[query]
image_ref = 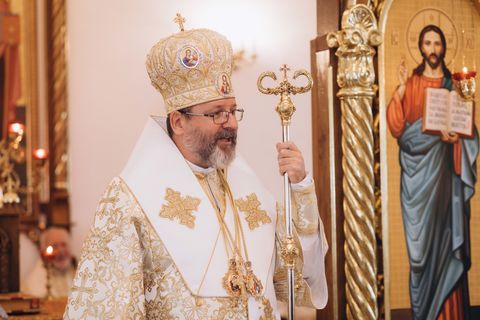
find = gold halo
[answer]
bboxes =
[406,8,458,67]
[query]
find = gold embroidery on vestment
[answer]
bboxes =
[159,188,200,228]
[235,193,272,230]
[96,180,120,219]
[65,178,251,319]
[70,267,98,310]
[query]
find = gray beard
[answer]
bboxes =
[184,127,236,169]
[208,145,236,169]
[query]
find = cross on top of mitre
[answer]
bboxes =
[174,13,186,32]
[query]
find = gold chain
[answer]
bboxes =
[194,170,264,302]
[194,229,221,307]
[218,170,264,298]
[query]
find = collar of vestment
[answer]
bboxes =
[120,116,277,297]
[186,159,216,174]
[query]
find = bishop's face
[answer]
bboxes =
[182,98,238,169]
[420,31,445,70]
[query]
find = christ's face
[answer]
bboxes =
[420,31,444,70]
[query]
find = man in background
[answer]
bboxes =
[22,227,76,299]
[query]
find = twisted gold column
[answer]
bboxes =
[48,0,69,190]
[341,95,376,319]
[328,5,382,319]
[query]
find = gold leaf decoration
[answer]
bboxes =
[159,188,201,228]
[235,194,271,230]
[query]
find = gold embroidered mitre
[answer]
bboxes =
[146,28,235,114]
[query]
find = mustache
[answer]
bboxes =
[215,128,237,144]
[422,51,443,61]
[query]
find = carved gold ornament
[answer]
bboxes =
[280,236,299,269]
[49,0,69,190]
[0,125,25,206]
[257,64,313,126]
[328,4,381,320]
[370,0,387,20]
[235,193,272,230]
[159,188,200,228]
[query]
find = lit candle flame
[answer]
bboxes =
[462,66,468,74]
[33,148,49,160]
[45,246,54,256]
[8,122,24,134]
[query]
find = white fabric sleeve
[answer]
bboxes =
[298,221,329,308]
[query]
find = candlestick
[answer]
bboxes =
[453,66,476,101]
[0,122,25,205]
[42,245,56,300]
[453,67,477,81]
[31,148,48,192]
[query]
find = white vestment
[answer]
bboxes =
[64,117,328,319]
[22,259,75,299]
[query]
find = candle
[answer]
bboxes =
[8,122,24,135]
[43,245,56,300]
[45,246,54,256]
[33,148,49,160]
[43,245,56,262]
[453,67,477,81]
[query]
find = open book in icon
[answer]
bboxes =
[423,87,475,138]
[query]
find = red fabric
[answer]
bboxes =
[437,284,464,320]
[387,74,443,137]
[453,142,461,175]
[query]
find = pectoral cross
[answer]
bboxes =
[174,13,186,32]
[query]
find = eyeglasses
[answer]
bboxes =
[180,108,244,125]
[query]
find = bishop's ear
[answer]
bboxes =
[168,111,186,136]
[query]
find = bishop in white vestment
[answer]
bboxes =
[64,21,328,320]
